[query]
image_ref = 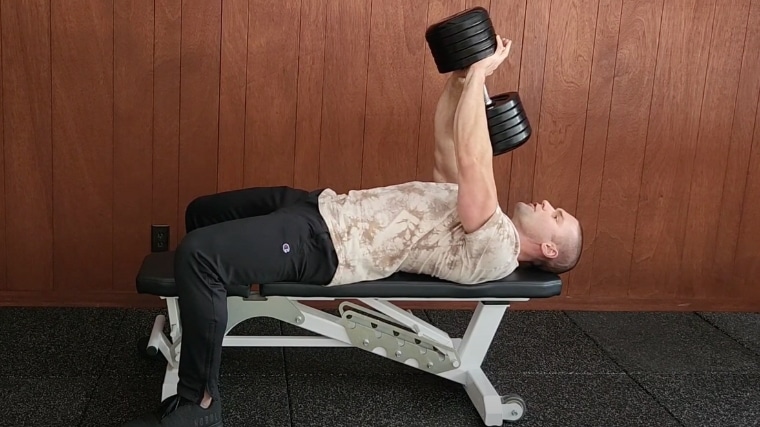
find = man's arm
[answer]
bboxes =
[452,36,512,233]
[453,67,498,233]
[433,73,465,183]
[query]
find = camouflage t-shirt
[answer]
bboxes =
[317,181,520,286]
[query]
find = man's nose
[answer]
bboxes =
[542,200,552,210]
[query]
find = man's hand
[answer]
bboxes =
[471,36,512,77]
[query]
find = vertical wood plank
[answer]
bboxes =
[177,0,220,234]
[51,0,113,290]
[318,0,370,193]
[714,0,760,294]
[2,0,52,291]
[488,0,526,209]
[244,0,300,188]
[532,0,598,211]
[734,95,760,292]
[629,0,716,298]
[218,0,248,192]
[293,0,327,190]
[0,1,5,290]
[567,0,622,296]
[113,0,154,291]
[416,0,467,184]
[679,0,750,298]
[508,0,550,211]
[153,0,181,246]
[590,0,664,297]
[361,0,428,189]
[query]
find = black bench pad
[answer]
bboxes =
[136,251,562,299]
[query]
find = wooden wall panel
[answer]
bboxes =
[734,96,760,293]
[2,0,52,291]
[532,0,597,215]
[317,0,370,193]
[591,0,664,297]
[568,0,622,296]
[1,0,760,310]
[177,0,220,234]
[243,0,300,188]
[0,1,4,291]
[113,0,154,291]
[51,0,114,291]
[679,1,750,298]
[488,0,526,208]
[152,0,181,245]
[507,0,550,210]
[293,0,326,190]
[361,0,428,189]
[217,0,248,192]
[415,0,466,183]
[629,0,716,299]
[714,0,760,295]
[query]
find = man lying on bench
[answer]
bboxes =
[124,36,582,427]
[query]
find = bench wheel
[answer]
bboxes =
[501,394,526,422]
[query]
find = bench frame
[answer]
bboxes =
[144,293,530,425]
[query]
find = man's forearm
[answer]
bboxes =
[453,68,492,170]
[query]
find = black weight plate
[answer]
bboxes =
[436,39,496,72]
[491,117,530,141]
[488,111,527,135]
[428,26,494,56]
[487,103,524,124]
[492,127,532,156]
[487,92,522,113]
[425,7,491,41]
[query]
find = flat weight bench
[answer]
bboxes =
[135,251,562,425]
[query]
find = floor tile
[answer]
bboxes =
[287,372,484,427]
[79,373,291,427]
[567,311,760,373]
[0,307,123,377]
[634,373,760,427]
[221,317,286,378]
[699,312,760,355]
[0,377,92,426]
[490,372,682,427]
[101,308,173,378]
[425,309,622,374]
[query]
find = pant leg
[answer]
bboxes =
[174,196,337,404]
[185,186,310,232]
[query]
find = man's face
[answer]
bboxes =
[512,200,578,245]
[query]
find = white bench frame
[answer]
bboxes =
[144,293,530,425]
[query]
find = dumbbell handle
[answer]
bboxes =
[483,85,493,106]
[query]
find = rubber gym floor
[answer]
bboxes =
[0,307,757,426]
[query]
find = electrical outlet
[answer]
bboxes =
[151,225,170,252]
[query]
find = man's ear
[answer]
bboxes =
[540,242,558,259]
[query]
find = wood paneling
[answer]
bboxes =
[244,0,300,188]
[317,0,370,193]
[177,0,220,235]
[218,0,248,192]
[51,0,114,290]
[714,0,760,297]
[568,0,622,296]
[293,0,326,190]
[153,0,181,245]
[113,0,154,291]
[0,1,4,291]
[2,0,760,310]
[361,0,428,189]
[2,0,52,291]
[591,0,664,297]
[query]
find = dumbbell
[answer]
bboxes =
[425,7,531,156]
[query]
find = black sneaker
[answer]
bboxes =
[122,394,223,426]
